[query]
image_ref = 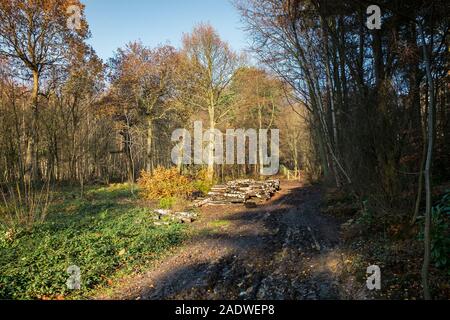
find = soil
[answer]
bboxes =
[99,180,369,300]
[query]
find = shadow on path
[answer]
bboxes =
[106,181,358,300]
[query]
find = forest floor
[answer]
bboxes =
[98,180,371,300]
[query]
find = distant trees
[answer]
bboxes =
[107,42,182,181]
[0,8,296,191]
[231,67,284,176]
[277,102,312,180]
[0,0,89,183]
[55,47,104,192]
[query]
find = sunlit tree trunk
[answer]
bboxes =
[25,70,39,183]
[146,117,153,172]
[207,102,216,181]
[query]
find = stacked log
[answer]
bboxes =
[193,179,280,207]
[153,209,198,223]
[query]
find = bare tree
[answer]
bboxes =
[180,23,239,180]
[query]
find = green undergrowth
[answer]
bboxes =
[0,183,187,299]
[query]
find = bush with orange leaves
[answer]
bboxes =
[137,167,195,200]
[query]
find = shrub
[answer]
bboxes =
[429,192,450,270]
[191,168,214,196]
[192,180,213,196]
[137,167,194,200]
[418,191,450,271]
[0,180,52,230]
[159,197,177,209]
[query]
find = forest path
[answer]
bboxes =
[101,180,363,300]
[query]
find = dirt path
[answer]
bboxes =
[102,180,365,300]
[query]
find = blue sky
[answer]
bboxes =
[81,0,249,62]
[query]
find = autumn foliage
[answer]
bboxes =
[137,167,194,200]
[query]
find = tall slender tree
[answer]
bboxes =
[180,24,239,180]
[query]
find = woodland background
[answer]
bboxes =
[0,0,448,299]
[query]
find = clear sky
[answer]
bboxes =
[81,0,249,62]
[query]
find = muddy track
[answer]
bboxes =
[103,181,363,300]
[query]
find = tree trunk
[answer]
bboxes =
[258,106,264,177]
[412,110,427,224]
[146,117,153,172]
[25,69,39,183]
[372,29,384,88]
[419,22,434,301]
[207,110,215,181]
[323,22,341,188]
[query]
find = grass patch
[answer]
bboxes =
[207,220,231,229]
[208,220,231,233]
[158,197,177,210]
[0,183,187,300]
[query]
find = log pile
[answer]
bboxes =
[193,179,280,207]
